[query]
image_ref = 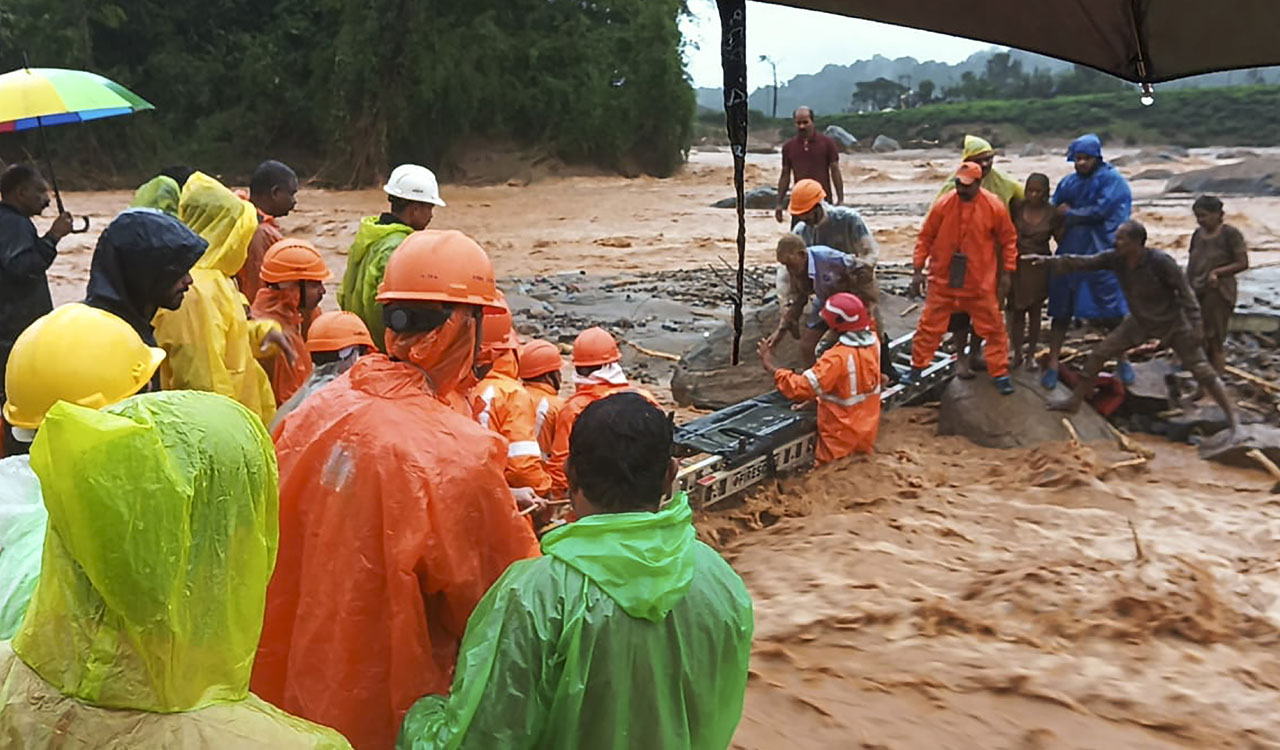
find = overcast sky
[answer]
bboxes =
[680,0,991,89]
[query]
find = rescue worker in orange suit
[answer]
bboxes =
[546,327,653,497]
[250,238,331,407]
[759,292,882,463]
[253,230,541,750]
[471,301,551,497]
[907,161,1019,395]
[519,339,564,464]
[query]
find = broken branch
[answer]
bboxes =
[624,339,682,362]
[1226,365,1280,393]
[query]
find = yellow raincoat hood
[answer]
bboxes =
[962,134,995,160]
[180,171,259,277]
[13,391,278,713]
[937,134,1025,208]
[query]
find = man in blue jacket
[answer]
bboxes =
[1041,134,1133,390]
[397,392,754,750]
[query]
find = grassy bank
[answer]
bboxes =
[697,85,1280,149]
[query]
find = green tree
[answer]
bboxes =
[852,77,909,111]
[916,79,936,104]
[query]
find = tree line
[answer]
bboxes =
[850,53,1132,112]
[0,0,695,186]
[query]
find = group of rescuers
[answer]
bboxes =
[765,111,1245,463]
[0,120,1249,747]
[0,161,752,750]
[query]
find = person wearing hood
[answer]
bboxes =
[1042,133,1133,390]
[129,165,195,217]
[250,238,332,406]
[153,171,295,424]
[84,208,206,350]
[0,389,352,749]
[935,135,1025,378]
[237,160,299,302]
[396,392,754,750]
[760,292,882,463]
[546,327,654,497]
[471,301,551,497]
[518,339,565,464]
[269,310,376,433]
[339,164,445,352]
[0,303,167,639]
[254,230,541,750]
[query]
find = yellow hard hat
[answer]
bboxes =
[3,303,166,430]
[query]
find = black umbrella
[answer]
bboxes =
[713,0,1280,363]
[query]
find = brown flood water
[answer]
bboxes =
[37,147,1280,747]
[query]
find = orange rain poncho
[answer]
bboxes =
[471,350,551,495]
[153,172,279,423]
[254,307,540,750]
[774,332,882,463]
[250,287,318,407]
[911,188,1019,376]
[524,380,563,462]
[238,214,282,302]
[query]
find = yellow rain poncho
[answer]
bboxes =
[129,174,182,217]
[936,134,1025,208]
[0,391,352,749]
[153,172,279,423]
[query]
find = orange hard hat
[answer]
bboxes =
[788,179,826,216]
[376,229,502,309]
[955,161,983,186]
[519,339,563,379]
[819,292,871,332]
[482,295,520,350]
[306,310,376,353]
[572,327,621,367]
[260,238,332,283]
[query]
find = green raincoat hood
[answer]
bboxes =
[337,215,414,352]
[14,390,279,713]
[541,493,696,622]
[349,215,413,269]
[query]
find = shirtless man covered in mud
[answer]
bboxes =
[1031,219,1238,440]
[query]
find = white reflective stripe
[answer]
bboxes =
[534,397,550,437]
[806,354,880,407]
[803,368,821,394]
[822,298,863,324]
[508,440,542,458]
[477,386,496,429]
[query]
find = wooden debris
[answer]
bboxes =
[899,303,920,317]
[1245,449,1280,493]
[1106,423,1155,459]
[625,339,682,362]
[1127,519,1146,562]
[1061,418,1081,446]
[1226,365,1280,393]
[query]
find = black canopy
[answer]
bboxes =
[758,0,1280,84]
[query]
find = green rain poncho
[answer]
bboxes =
[0,391,352,749]
[936,134,1025,208]
[397,493,754,750]
[130,174,182,217]
[338,215,414,351]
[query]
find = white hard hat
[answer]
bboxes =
[383,164,446,207]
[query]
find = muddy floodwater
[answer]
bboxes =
[39,147,1280,747]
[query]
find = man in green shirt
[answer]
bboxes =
[397,392,755,750]
[338,164,445,350]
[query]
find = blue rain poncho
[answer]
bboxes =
[1049,134,1132,320]
[397,493,754,750]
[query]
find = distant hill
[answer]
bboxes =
[695,48,1280,117]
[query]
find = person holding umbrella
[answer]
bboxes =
[0,164,72,456]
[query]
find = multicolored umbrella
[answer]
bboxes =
[0,67,154,230]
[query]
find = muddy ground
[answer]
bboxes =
[38,147,1280,747]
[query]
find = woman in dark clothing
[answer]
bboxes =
[1187,195,1249,377]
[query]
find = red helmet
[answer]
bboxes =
[819,292,871,332]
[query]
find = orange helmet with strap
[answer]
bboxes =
[519,339,563,379]
[260,238,332,283]
[572,327,621,368]
[788,179,826,216]
[306,311,376,353]
[376,229,502,310]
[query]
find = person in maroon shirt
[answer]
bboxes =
[775,106,844,223]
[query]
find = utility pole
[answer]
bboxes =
[759,55,778,118]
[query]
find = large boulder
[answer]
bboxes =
[872,135,900,153]
[1131,168,1176,181]
[1164,158,1280,196]
[712,186,780,209]
[1198,423,1280,464]
[1019,142,1046,157]
[938,368,1113,449]
[671,302,806,409]
[1215,149,1259,160]
[825,125,858,151]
